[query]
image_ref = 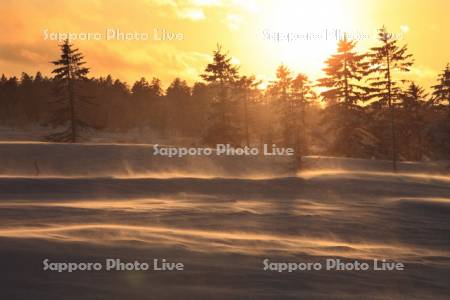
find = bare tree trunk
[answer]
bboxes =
[386,54,397,172]
[243,92,250,146]
[68,79,77,143]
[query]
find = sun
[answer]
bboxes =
[256,0,358,79]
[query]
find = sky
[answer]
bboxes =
[0,0,449,90]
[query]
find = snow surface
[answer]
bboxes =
[0,142,449,299]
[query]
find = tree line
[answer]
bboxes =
[0,27,449,167]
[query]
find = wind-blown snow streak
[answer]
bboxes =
[0,143,449,299]
[0,223,447,262]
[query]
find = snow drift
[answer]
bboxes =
[0,142,449,299]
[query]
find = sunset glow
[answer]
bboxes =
[0,0,449,88]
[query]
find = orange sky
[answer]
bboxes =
[0,0,449,90]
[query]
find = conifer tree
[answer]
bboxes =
[318,36,375,157]
[398,82,427,160]
[0,76,18,127]
[234,75,260,146]
[166,78,191,135]
[268,65,293,147]
[430,64,450,157]
[269,66,315,168]
[47,40,91,142]
[432,64,450,107]
[291,73,316,157]
[318,36,369,105]
[201,45,241,145]
[369,26,414,171]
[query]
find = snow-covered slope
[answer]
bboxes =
[0,142,293,177]
[0,142,448,178]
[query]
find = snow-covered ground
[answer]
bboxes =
[0,142,449,299]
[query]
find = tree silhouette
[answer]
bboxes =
[318,36,369,105]
[268,65,293,147]
[432,64,450,106]
[318,37,376,157]
[268,66,316,168]
[201,44,241,146]
[291,73,316,157]
[398,82,428,160]
[1,76,19,128]
[166,78,192,136]
[0,39,449,160]
[430,63,450,156]
[130,77,164,134]
[369,26,414,171]
[47,40,91,142]
[234,75,260,146]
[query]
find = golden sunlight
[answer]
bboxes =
[0,1,450,299]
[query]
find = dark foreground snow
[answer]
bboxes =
[0,142,449,299]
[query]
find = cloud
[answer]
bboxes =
[177,8,206,21]
[0,42,56,65]
[188,0,221,6]
[408,66,437,82]
[225,14,243,31]
[86,42,211,84]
